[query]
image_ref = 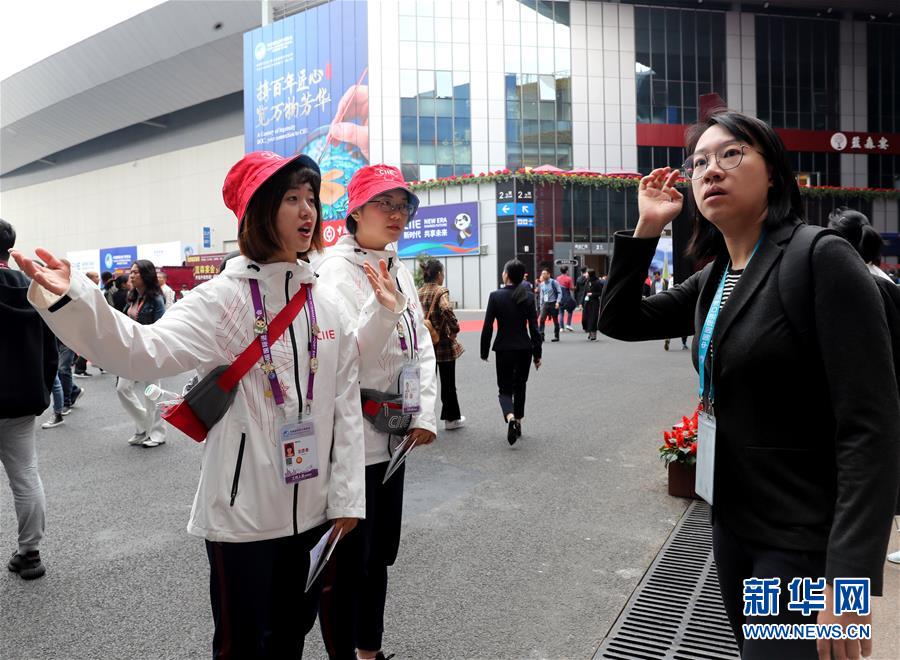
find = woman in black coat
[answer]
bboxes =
[480,259,543,445]
[598,111,899,660]
[580,269,603,340]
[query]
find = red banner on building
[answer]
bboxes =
[637,124,900,156]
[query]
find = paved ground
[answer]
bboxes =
[2,316,898,659]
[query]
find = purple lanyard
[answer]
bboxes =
[305,292,319,417]
[249,279,318,415]
[397,309,418,358]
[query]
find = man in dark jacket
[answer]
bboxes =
[0,219,56,579]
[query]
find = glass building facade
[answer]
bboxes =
[399,0,473,181]
[635,7,727,126]
[503,0,573,169]
[867,22,900,190]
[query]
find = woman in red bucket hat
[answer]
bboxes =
[13,151,405,658]
[312,164,437,660]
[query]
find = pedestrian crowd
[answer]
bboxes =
[2,108,899,660]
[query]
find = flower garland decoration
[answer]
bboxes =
[408,168,900,201]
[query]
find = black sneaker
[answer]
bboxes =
[73,371,92,378]
[8,550,46,580]
[41,413,65,429]
[69,387,83,407]
[515,420,522,438]
[60,407,72,416]
[507,419,518,446]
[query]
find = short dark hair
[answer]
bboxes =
[859,225,884,264]
[504,259,526,285]
[239,162,322,261]
[422,259,444,283]
[685,111,803,260]
[0,219,15,256]
[127,260,162,303]
[114,274,129,288]
[101,271,113,283]
[828,207,869,251]
[559,266,568,274]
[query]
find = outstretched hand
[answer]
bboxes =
[10,248,71,295]
[363,259,400,312]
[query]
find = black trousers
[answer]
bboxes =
[437,360,461,421]
[538,302,559,338]
[205,523,329,660]
[494,349,533,421]
[319,461,405,658]
[712,519,825,660]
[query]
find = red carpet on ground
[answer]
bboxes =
[458,311,584,333]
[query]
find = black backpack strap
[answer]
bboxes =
[778,223,839,347]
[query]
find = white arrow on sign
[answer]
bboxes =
[502,204,511,214]
[521,205,531,214]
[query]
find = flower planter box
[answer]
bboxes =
[667,461,698,499]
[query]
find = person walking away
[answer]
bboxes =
[574,268,589,310]
[581,270,603,340]
[556,266,576,331]
[158,271,176,309]
[418,259,466,430]
[480,259,543,445]
[537,268,562,342]
[0,218,55,580]
[313,164,437,660]
[116,260,167,447]
[14,150,370,656]
[827,207,900,565]
[598,111,899,660]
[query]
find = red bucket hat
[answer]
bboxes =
[346,164,420,220]
[222,151,320,224]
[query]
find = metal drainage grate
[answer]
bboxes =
[593,501,740,660]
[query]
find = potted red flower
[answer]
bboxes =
[660,405,700,498]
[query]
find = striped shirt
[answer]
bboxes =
[720,268,743,307]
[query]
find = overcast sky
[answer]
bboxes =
[0,0,167,81]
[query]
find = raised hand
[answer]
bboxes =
[10,248,72,295]
[635,167,684,237]
[363,259,399,311]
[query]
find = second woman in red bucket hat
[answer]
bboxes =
[14,151,405,658]
[313,164,438,660]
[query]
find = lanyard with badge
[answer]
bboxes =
[397,308,421,414]
[249,279,320,486]
[694,235,763,505]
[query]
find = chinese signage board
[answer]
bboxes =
[243,0,369,242]
[186,253,230,282]
[99,245,138,275]
[397,202,480,258]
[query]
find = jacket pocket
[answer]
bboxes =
[229,433,247,507]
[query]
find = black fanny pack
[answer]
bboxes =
[360,388,412,436]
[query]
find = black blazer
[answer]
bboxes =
[481,285,543,360]
[598,219,900,594]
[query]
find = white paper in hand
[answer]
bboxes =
[305,525,342,592]
[382,435,416,484]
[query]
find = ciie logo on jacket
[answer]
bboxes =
[316,327,336,341]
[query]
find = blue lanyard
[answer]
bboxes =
[697,235,764,406]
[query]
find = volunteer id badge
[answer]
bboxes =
[279,420,319,485]
[695,411,716,505]
[400,364,421,414]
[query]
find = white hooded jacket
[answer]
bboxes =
[28,256,369,543]
[312,235,438,465]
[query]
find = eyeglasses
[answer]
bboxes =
[682,144,761,180]
[367,199,415,216]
